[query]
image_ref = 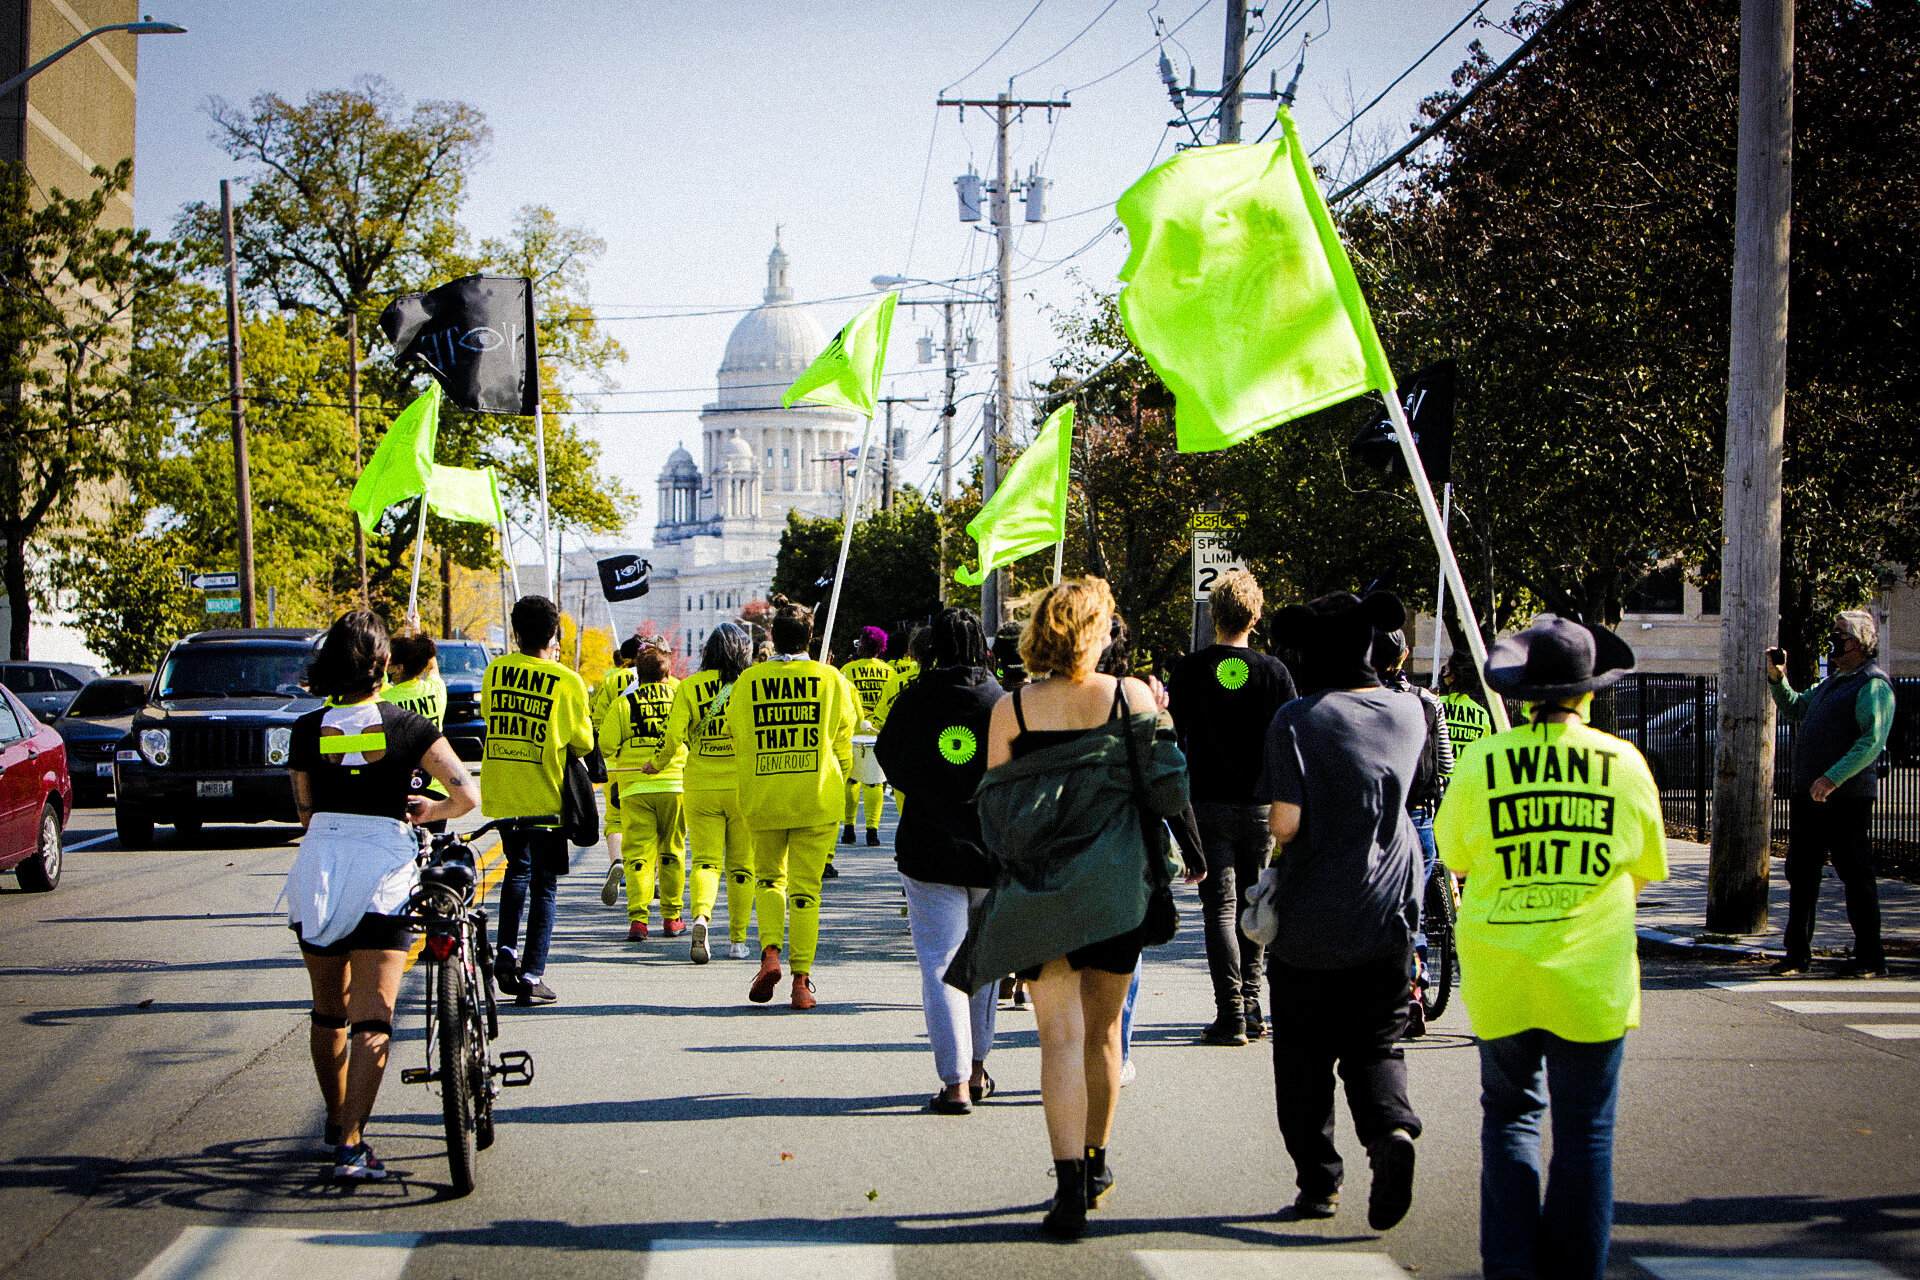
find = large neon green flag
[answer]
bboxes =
[427,463,504,526]
[1116,107,1396,454]
[348,381,441,532]
[955,403,1074,586]
[782,291,898,416]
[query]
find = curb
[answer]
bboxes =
[1636,925,1776,962]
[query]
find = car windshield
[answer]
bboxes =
[436,644,490,677]
[66,680,148,717]
[158,647,313,699]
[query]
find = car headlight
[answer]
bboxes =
[138,728,170,767]
[265,726,292,766]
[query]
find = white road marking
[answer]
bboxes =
[1770,1001,1920,1016]
[61,832,118,852]
[646,1240,895,1280]
[1638,1258,1902,1280]
[132,1227,419,1280]
[1136,1251,1406,1280]
[1845,1024,1920,1040]
[1713,980,1919,994]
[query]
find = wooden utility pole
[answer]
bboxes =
[218,181,257,628]
[346,312,368,605]
[1218,0,1249,144]
[1709,0,1794,933]
[940,301,956,604]
[875,396,929,512]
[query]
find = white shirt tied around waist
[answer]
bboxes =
[283,811,420,947]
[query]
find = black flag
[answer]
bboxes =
[596,555,650,602]
[1350,359,1456,486]
[380,275,538,416]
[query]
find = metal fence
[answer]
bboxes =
[1582,673,1920,866]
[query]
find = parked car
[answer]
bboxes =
[0,683,73,891]
[113,629,321,848]
[436,638,491,761]
[55,676,150,806]
[1640,694,1793,793]
[0,661,104,724]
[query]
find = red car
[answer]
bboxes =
[0,683,71,891]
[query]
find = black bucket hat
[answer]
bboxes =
[1484,617,1636,702]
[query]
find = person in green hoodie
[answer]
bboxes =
[726,597,858,1011]
[480,596,593,1006]
[602,643,685,942]
[591,636,643,909]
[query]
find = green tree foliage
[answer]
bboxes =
[772,491,942,659]
[0,159,177,657]
[46,515,198,673]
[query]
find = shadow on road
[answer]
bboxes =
[1618,1191,1920,1252]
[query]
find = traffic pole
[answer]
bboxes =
[218,181,257,629]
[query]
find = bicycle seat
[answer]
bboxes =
[421,861,476,893]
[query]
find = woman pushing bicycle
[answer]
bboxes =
[284,611,479,1181]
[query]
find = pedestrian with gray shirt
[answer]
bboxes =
[1245,590,1426,1230]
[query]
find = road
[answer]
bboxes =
[1,802,1917,1280]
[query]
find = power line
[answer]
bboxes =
[1309,0,1491,157]
[1008,0,1124,84]
[901,109,943,278]
[1061,0,1213,96]
[940,0,1050,95]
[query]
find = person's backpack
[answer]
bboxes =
[1408,691,1444,811]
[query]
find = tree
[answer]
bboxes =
[773,491,942,659]
[45,515,198,672]
[0,159,177,657]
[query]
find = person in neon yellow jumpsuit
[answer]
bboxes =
[601,644,685,941]
[838,626,894,851]
[591,637,642,908]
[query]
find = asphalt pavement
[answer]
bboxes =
[1,801,1917,1280]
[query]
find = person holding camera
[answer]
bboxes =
[1767,610,1897,978]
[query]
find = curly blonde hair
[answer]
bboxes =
[1017,577,1116,678]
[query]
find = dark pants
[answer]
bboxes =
[1784,794,1881,966]
[1479,1031,1625,1280]
[1195,802,1272,1020]
[1268,949,1422,1197]
[497,826,567,977]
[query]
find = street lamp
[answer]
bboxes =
[0,17,186,101]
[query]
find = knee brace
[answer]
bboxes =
[310,1011,349,1030]
[349,1019,393,1039]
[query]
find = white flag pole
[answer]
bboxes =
[406,493,429,626]
[820,417,874,663]
[535,398,553,599]
[1430,481,1451,688]
[1384,395,1508,732]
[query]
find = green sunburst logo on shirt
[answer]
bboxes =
[1217,657,1250,690]
[938,725,978,764]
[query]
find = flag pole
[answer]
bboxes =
[535,398,553,600]
[1384,395,1508,732]
[820,414,875,663]
[1430,482,1451,688]
[496,513,515,643]
[407,493,429,626]
[1052,399,1073,585]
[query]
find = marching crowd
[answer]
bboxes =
[275,571,1903,1278]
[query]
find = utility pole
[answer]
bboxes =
[218,181,257,629]
[937,92,1069,629]
[874,396,929,512]
[941,301,956,603]
[346,312,368,605]
[1219,0,1249,144]
[1709,0,1794,934]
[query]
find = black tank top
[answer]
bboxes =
[1009,679,1125,759]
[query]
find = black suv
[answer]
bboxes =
[435,639,491,760]
[114,629,322,847]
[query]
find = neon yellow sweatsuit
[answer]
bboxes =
[839,656,892,831]
[653,669,754,941]
[601,678,685,925]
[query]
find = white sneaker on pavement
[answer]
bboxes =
[728,940,752,960]
[601,862,623,907]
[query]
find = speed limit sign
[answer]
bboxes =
[1191,512,1248,601]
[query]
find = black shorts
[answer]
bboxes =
[294,912,414,957]
[1017,921,1147,981]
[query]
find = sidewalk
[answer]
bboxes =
[1634,836,1920,964]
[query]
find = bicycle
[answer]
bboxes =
[1420,862,1459,1021]
[399,819,535,1195]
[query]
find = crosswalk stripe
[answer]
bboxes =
[1713,980,1919,993]
[132,1228,418,1280]
[1845,1023,1920,1040]
[1637,1257,1901,1280]
[1770,1001,1920,1015]
[645,1240,895,1280]
[1135,1250,1405,1280]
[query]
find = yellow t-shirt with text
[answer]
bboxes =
[726,658,858,830]
[652,669,739,792]
[841,656,894,730]
[1434,718,1667,1043]
[602,677,682,795]
[479,653,592,819]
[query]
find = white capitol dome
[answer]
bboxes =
[716,240,827,409]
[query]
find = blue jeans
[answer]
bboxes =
[497,826,566,978]
[1120,960,1142,1064]
[1479,1031,1626,1280]
[1411,811,1437,975]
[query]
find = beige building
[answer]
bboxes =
[1,0,139,220]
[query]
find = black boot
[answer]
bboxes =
[1041,1158,1088,1239]
[1085,1146,1113,1208]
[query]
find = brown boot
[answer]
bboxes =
[748,946,783,1003]
[790,972,818,1010]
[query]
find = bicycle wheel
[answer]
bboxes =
[1421,870,1457,1021]
[435,958,477,1195]
[468,955,497,1151]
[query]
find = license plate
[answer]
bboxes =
[95,763,113,777]
[196,780,233,798]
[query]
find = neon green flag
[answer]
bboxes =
[782,291,898,416]
[1115,107,1396,454]
[348,381,441,532]
[955,403,1074,586]
[427,463,504,526]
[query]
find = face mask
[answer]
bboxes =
[1828,636,1853,660]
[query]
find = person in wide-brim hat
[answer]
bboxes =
[1483,616,1636,707]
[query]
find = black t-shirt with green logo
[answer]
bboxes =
[1169,643,1298,805]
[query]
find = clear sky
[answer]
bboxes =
[131,0,1522,547]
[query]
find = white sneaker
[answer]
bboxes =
[601,862,623,907]
[728,940,752,960]
[1119,1059,1137,1087]
[690,917,710,965]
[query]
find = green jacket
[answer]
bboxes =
[946,713,1188,994]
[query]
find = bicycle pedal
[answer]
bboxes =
[495,1050,535,1086]
[399,1067,437,1085]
